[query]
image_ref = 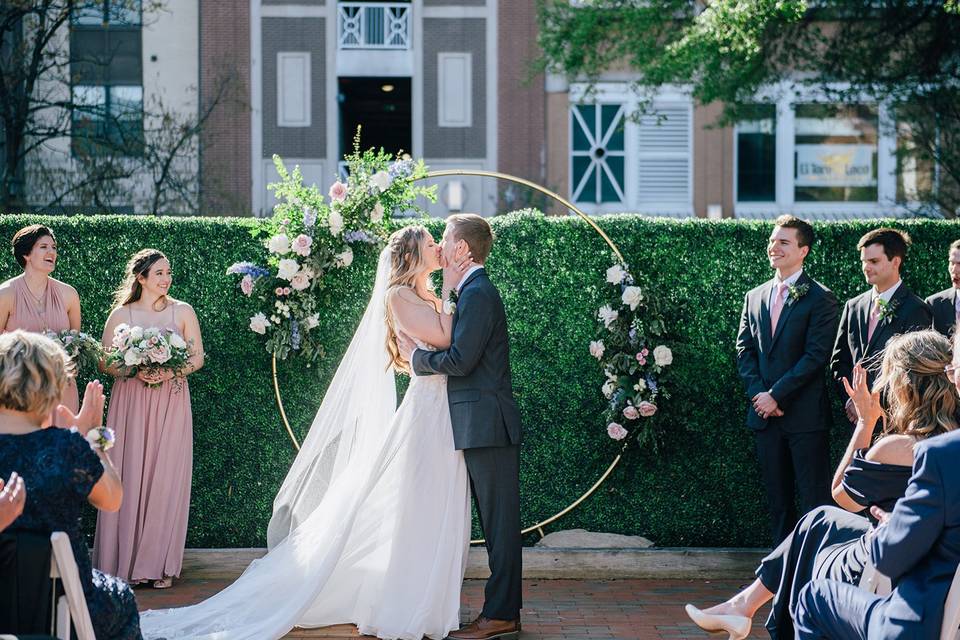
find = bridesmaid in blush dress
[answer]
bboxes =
[0,224,82,412]
[93,249,204,589]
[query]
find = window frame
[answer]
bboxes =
[70,83,145,158]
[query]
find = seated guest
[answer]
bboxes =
[794,375,960,638]
[686,330,957,640]
[926,239,960,337]
[0,471,25,532]
[0,330,141,640]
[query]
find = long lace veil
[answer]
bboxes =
[267,247,397,548]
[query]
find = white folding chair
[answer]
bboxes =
[859,559,960,640]
[49,532,95,640]
[858,559,892,595]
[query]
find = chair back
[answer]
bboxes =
[0,531,54,634]
[49,532,95,640]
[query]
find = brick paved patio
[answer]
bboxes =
[136,576,772,639]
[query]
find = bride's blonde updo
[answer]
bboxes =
[384,225,430,372]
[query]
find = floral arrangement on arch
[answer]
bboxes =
[228,135,436,360]
[590,260,673,445]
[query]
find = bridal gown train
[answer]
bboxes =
[139,351,472,640]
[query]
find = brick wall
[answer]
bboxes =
[199,0,251,215]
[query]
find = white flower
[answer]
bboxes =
[370,201,385,223]
[302,207,317,228]
[268,233,291,255]
[602,380,617,399]
[633,379,647,391]
[129,326,144,341]
[277,258,300,281]
[123,349,142,367]
[271,315,281,324]
[370,170,392,192]
[621,286,643,310]
[653,345,673,367]
[606,264,626,285]
[290,270,312,291]
[589,340,605,360]
[249,313,269,334]
[305,313,320,330]
[327,209,344,236]
[169,334,187,350]
[597,304,618,329]
[335,247,354,268]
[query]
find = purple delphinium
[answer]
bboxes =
[388,159,415,180]
[290,320,302,351]
[645,374,658,394]
[226,262,270,278]
[344,230,378,244]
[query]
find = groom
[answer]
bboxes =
[400,213,523,640]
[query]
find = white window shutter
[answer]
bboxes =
[636,104,691,206]
[277,52,311,128]
[438,53,473,128]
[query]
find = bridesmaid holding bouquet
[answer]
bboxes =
[0,224,82,412]
[93,249,204,589]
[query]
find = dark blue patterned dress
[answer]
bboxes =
[0,427,141,639]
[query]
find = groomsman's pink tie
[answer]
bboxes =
[867,298,881,343]
[770,283,788,337]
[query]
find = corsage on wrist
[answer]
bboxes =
[85,426,116,451]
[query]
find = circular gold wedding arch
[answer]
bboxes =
[272,169,629,543]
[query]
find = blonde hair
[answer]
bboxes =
[384,225,431,373]
[0,330,73,418]
[113,248,169,310]
[446,213,494,263]
[874,330,958,439]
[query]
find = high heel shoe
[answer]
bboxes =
[684,604,751,640]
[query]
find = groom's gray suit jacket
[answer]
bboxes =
[412,268,522,450]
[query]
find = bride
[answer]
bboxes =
[140,225,476,639]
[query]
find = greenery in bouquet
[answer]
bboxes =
[44,329,103,376]
[105,324,194,390]
[229,130,436,361]
[590,260,673,447]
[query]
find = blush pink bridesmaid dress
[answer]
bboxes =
[93,303,193,584]
[5,277,80,412]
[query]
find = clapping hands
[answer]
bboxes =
[54,381,106,435]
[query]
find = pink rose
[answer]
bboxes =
[606,422,628,441]
[291,234,313,257]
[290,271,311,291]
[638,401,657,417]
[622,405,640,420]
[641,348,649,356]
[147,344,171,365]
[636,353,647,365]
[275,287,284,296]
[328,181,348,202]
[283,287,291,296]
[240,275,254,296]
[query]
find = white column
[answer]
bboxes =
[775,89,795,212]
[250,0,263,215]
[877,101,897,207]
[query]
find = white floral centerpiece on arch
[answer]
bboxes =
[591,260,674,445]
[229,136,436,360]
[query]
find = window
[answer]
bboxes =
[794,103,878,203]
[570,104,626,204]
[72,0,142,26]
[71,85,144,156]
[736,105,776,202]
[635,104,691,206]
[896,117,937,204]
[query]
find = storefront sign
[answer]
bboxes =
[795,144,875,187]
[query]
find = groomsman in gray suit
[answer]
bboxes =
[736,215,839,545]
[926,240,960,337]
[794,428,960,640]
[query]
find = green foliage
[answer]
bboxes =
[0,212,956,548]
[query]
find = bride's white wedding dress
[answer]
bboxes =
[139,249,471,640]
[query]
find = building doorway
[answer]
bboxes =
[338,77,411,164]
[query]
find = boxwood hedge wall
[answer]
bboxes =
[0,213,956,548]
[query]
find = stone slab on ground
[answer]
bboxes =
[536,529,654,549]
[181,546,768,580]
[137,576,771,639]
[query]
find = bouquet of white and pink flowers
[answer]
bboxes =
[105,324,193,389]
[44,329,103,373]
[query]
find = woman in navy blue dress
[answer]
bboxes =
[0,330,140,639]
[685,331,959,640]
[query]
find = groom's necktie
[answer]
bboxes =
[867,298,882,343]
[770,282,788,337]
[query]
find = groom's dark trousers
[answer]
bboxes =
[412,267,523,621]
[736,272,839,545]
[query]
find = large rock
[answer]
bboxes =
[535,529,654,549]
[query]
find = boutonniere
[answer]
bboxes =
[443,289,459,316]
[786,282,809,305]
[877,297,899,323]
